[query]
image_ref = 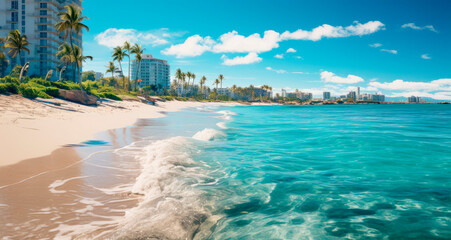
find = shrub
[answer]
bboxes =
[37,91,52,99]
[102,92,122,101]
[0,83,19,94]
[64,81,81,90]
[30,78,52,87]
[0,83,7,94]
[51,81,70,90]
[97,86,116,93]
[44,87,59,97]
[20,86,39,99]
[6,83,19,94]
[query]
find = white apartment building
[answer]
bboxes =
[0,0,82,81]
[131,54,170,89]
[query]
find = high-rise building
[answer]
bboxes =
[131,54,170,89]
[0,0,83,81]
[356,87,360,100]
[323,91,331,100]
[371,93,385,102]
[347,91,356,100]
[408,96,421,103]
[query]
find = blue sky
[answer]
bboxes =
[82,0,451,100]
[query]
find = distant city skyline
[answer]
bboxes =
[82,0,451,100]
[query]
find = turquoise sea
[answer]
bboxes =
[4,104,449,239]
[119,104,451,239]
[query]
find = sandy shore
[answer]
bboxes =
[0,95,234,167]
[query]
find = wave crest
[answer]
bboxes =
[112,136,214,239]
[193,128,224,141]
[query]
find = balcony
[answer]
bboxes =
[35,19,56,25]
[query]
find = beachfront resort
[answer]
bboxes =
[1,0,450,239]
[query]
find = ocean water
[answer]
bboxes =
[112,104,451,240]
[6,104,448,239]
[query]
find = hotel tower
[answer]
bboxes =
[0,0,83,81]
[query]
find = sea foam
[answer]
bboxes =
[111,136,216,239]
[193,128,224,141]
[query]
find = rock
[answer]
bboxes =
[58,90,98,105]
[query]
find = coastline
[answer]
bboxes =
[0,95,237,167]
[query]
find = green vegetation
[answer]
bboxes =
[0,76,129,101]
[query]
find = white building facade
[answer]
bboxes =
[0,0,83,81]
[131,54,170,89]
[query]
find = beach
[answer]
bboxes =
[0,100,450,239]
[0,95,230,167]
[0,96,237,239]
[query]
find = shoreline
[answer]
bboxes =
[0,95,237,167]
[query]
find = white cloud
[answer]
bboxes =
[295,56,303,59]
[266,67,287,74]
[401,23,438,33]
[161,35,215,58]
[95,28,171,48]
[221,52,262,66]
[281,21,385,41]
[369,43,382,48]
[274,54,284,59]
[162,21,384,58]
[369,79,451,92]
[212,30,280,53]
[292,72,309,74]
[421,54,431,59]
[286,48,297,53]
[381,49,398,54]
[320,71,365,84]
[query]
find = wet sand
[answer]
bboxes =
[0,127,142,239]
[0,96,238,239]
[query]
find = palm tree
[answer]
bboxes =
[55,4,89,87]
[123,41,132,90]
[175,68,183,95]
[56,44,92,86]
[56,42,72,80]
[72,45,93,85]
[4,30,30,68]
[106,61,118,87]
[181,72,187,96]
[191,73,196,87]
[56,43,72,64]
[131,44,144,91]
[218,74,224,89]
[214,79,220,89]
[200,76,206,94]
[112,46,128,89]
[231,84,237,99]
[186,71,192,94]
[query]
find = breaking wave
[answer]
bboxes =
[111,133,221,239]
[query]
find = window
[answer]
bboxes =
[40,40,47,45]
[40,10,47,16]
[40,18,47,23]
[40,3,47,8]
[40,32,47,38]
[11,1,18,10]
[38,25,47,31]
[11,12,18,22]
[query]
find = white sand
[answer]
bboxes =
[0,95,235,167]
